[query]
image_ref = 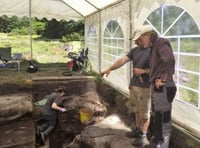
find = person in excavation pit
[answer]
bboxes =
[36,86,68,144]
[100,25,153,147]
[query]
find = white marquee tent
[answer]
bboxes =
[0,0,121,59]
[0,0,121,21]
[0,0,200,141]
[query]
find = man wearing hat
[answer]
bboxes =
[100,25,153,146]
[132,25,177,148]
[36,86,68,144]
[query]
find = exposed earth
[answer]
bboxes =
[0,68,138,148]
[2,67,198,148]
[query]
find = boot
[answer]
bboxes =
[40,132,47,145]
[125,127,141,138]
[132,136,149,146]
[37,122,49,132]
[42,125,55,136]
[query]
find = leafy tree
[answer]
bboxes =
[0,16,84,40]
[0,16,18,33]
[43,19,63,39]
[32,19,46,36]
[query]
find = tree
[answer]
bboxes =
[0,16,84,40]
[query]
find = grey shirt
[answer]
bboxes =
[127,47,150,88]
[43,92,63,116]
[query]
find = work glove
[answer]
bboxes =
[60,108,66,112]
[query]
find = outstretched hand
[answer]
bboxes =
[60,108,66,112]
[99,69,111,78]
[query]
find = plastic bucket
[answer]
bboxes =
[80,108,93,123]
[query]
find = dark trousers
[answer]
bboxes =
[38,112,57,136]
[151,81,176,148]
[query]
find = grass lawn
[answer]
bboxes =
[0,33,84,63]
[0,33,88,85]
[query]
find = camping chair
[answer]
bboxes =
[0,47,12,62]
[0,47,22,71]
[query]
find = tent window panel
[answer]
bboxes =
[113,48,118,55]
[180,38,200,53]
[87,25,97,36]
[179,71,199,90]
[179,87,198,107]
[112,39,118,47]
[102,20,126,88]
[86,25,99,71]
[88,37,97,43]
[174,70,178,83]
[118,39,125,48]
[114,27,124,38]
[104,28,111,37]
[163,5,183,33]
[108,47,112,54]
[174,54,178,68]
[88,48,98,58]
[106,20,119,35]
[104,47,108,53]
[103,20,125,66]
[166,12,200,36]
[168,38,178,52]
[103,53,108,61]
[180,55,200,72]
[146,7,162,33]
[103,38,107,45]
[118,48,124,56]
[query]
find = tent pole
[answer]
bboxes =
[29,0,32,61]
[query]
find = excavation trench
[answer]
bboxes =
[1,75,199,148]
[32,76,135,148]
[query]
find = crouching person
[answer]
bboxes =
[36,86,68,144]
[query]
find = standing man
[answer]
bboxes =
[100,25,153,147]
[133,25,177,148]
[36,86,67,144]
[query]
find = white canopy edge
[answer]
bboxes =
[0,0,81,21]
[0,0,121,21]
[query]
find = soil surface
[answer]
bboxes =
[0,69,136,148]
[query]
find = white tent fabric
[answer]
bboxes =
[0,0,119,60]
[0,0,120,21]
[0,0,81,21]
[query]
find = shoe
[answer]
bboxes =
[144,137,161,148]
[132,136,149,146]
[125,127,141,138]
[144,142,158,148]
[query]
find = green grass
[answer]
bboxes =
[0,33,91,85]
[0,33,84,63]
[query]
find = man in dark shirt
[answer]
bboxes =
[37,86,67,144]
[100,25,153,146]
[133,25,177,148]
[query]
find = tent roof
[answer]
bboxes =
[0,0,120,21]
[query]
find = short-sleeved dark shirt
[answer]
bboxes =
[126,47,150,88]
[43,92,63,117]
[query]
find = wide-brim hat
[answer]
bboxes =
[130,25,153,41]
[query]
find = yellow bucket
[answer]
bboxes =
[80,108,93,123]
